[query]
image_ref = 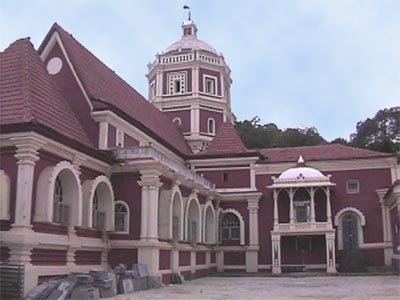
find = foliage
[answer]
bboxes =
[236,107,399,153]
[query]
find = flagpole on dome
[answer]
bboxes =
[183,5,191,21]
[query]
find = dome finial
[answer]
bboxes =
[297,155,305,167]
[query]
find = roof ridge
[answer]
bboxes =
[21,39,34,122]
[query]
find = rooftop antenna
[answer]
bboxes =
[183,5,191,20]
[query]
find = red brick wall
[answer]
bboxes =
[108,124,116,148]
[31,249,67,266]
[159,249,171,270]
[200,169,250,189]
[224,251,245,265]
[179,251,191,266]
[196,252,206,265]
[199,109,223,134]
[124,134,139,147]
[163,110,191,133]
[75,250,102,265]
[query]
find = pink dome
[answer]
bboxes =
[165,36,218,55]
[278,167,325,180]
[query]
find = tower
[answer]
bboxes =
[147,18,234,153]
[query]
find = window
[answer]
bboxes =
[223,172,229,182]
[169,73,186,95]
[92,191,106,230]
[204,76,216,95]
[294,198,311,223]
[173,117,182,126]
[343,214,359,250]
[346,180,360,194]
[53,176,70,224]
[114,201,129,233]
[207,118,216,135]
[149,81,156,100]
[116,129,124,147]
[220,213,240,240]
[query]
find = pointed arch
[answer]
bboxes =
[185,193,202,243]
[203,201,216,244]
[170,185,184,240]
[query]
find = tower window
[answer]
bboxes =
[184,28,192,36]
[169,73,186,95]
[204,75,217,95]
[207,118,216,135]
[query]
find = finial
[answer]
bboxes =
[297,155,305,167]
[183,5,191,21]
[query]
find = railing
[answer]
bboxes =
[117,146,216,190]
[274,222,333,232]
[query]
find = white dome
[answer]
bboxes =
[278,167,325,180]
[165,36,218,55]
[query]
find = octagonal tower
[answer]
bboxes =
[147,18,234,153]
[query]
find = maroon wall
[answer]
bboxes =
[124,133,139,147]
[179,251,190,266]
[75,250,102,265]
[224,251,245,265]
[159,249,171,270]
[200,169,250,189]
[196,252,206,265]
[109,172,141,240]
[108,248,138,268]
[31,249,67,266]
[162,69,192,94]
[44,43,98,146]
[199,68,221,96]
[108,125,116,148]
[211,252,216,263]
[330,168,391,244]
[199,109,223,134]
[163,110,191,133]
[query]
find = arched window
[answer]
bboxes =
[220,213,240,240]
[185,196,201,243]
[173,117,182,127]
[53,176,69,224]
[207,118,216,135]
[342,214,359,250]
[114,201,129,233]
[203,204,216,244]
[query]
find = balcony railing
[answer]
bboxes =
[273,222,333,233]
[116,146,216,190]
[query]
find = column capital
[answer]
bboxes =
[247,198,259,211]
[139,169,163,188]
[11,134,46,164]
[376,188,389,203]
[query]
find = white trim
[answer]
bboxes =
[334,207,366,226]
[113,200,130,234]
[207,118,216,136]
[116,128,124,147]
[170,185,184,240]
[203,74,218,95]
[172,117,182,126]
[220,208,245,245]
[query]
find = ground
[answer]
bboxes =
[114,275,400,300]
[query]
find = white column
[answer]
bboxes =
[11,137,44,230]
[326,188,332,225]
[191,104,200,135]
[325,232,337,273]
[309,187,316,223]
[138,170,163,241]
[246,198,260,273]
[273,190,279,226]
[289,188,294,224]
[376,189,392,266]
[216,249,224,272]
[193,66,199,95]
[271,234,281,274]
[98,121,109,150]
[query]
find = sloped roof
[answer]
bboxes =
[260,144,392,163]
[40,23,191,155]
[0,38,92,147]
[193,121,258,158]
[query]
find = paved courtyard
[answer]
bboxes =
[114,275,400,300]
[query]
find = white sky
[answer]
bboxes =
[1,0,399,141]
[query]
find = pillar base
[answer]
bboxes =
[327,267,337,274]
[216,250,224,272]
[138,247,159,276]
[272,267,281,274]
[245,250,258,273]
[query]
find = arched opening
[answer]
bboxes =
[186,197,201,243]
[204,204,216,244]
[342,214,359,250]
[207,118,216,135]
[114,201,129,233]
[0,170,11,220]
[173,117,182,127]
[171,191,183,240]
[220,213,240,241]
[36,161,82,226]
[294,188,311,223]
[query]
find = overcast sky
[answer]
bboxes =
[1,0,399,141]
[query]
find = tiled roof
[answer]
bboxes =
[42,23,190,155]
[260,144,392,163]
[194,121,257,157]
[0,38,92,147]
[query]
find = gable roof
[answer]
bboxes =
[39,23,191,156]
[192,121,259,158]
[260,144,393,163]
[0,38,92,147]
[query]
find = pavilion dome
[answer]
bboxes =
[164,20,218,55]
[278,167,325,180]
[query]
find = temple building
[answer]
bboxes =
[0,17,399,296]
